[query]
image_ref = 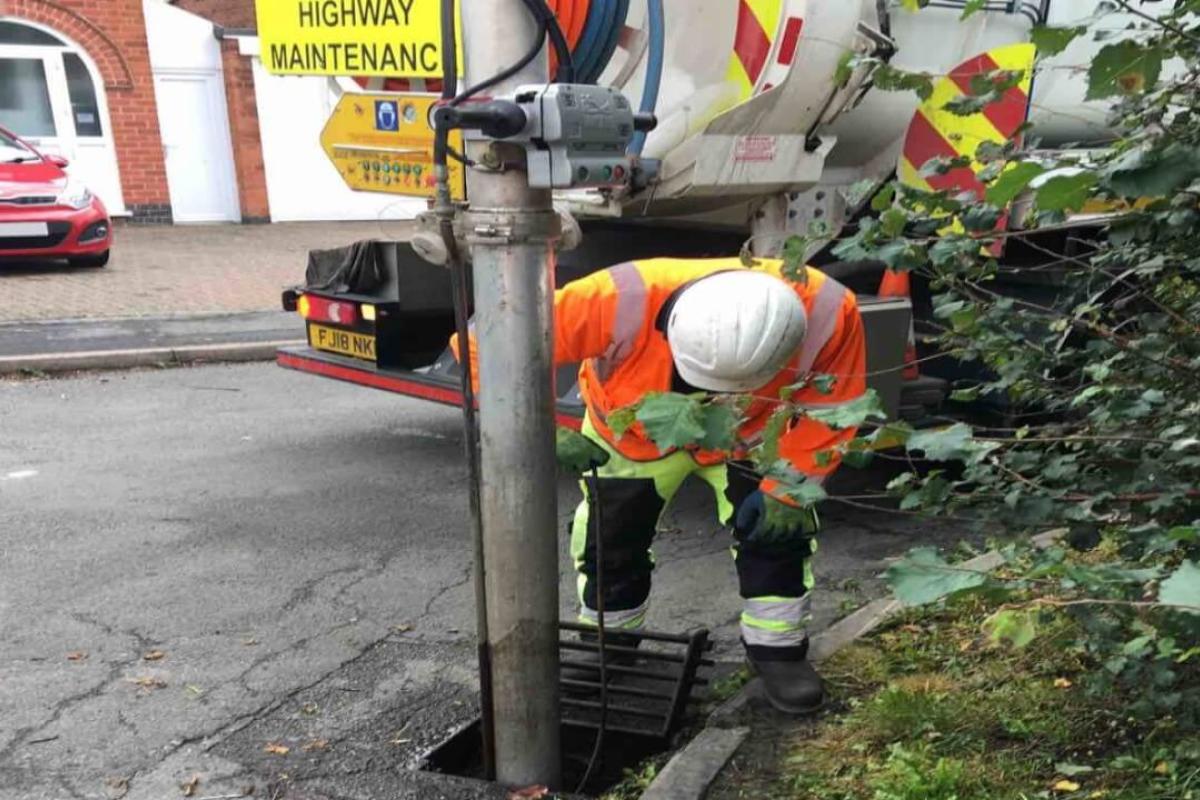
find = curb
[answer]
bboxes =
[639,727,750,800]
[0,340,303,375]
[707,528,1065,730]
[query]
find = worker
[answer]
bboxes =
[454,256,866,714]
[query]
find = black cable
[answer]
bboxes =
[575,466,607,794]
[439,0,457,99]
[519,0,576,83]
[451,18,549,106]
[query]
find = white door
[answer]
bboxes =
[153,70,240,223]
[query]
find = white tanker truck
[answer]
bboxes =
[278,0,1141,423]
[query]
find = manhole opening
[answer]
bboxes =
[419,623,713,795]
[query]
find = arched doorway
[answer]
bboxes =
[0,18,125,213]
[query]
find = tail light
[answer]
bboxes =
[297,294,359,326]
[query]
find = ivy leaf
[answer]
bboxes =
[697,401,741,451]
[1034,172,1098,212]
[1159,561,1200,614]
[985,162,1046,207]
[1030,25,1084,56]
[1086,40,1164,100]
[635,392,705,450]
[983,608,1039,648]
[906,423,975,461]
[1105,144,1200,198]
[555,427,611,474]
[781,235,809,279]
[887,547,989,606]
[804,390,886,430]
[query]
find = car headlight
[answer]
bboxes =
[56,181,93,210]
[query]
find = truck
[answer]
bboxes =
[275,0,1138,425]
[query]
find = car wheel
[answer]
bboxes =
[69,250,109,268]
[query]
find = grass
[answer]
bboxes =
[713,597,1200,800]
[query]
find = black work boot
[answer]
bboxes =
[560,631,641,691]
[743,640,825,715]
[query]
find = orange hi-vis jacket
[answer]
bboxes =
[455,257,867,495]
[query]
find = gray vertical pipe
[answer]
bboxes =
[460,1,562,788]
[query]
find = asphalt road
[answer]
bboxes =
[0,363,961,800]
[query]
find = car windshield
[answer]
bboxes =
[0,132,38,163]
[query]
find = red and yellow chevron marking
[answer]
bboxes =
[898,43,1036,198]
[726,0,784,99]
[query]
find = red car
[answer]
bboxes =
[0,126,111,268]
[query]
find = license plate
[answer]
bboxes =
[309,323,376,361]
[0,222,48,237]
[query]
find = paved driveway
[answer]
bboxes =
[0,221,414,322]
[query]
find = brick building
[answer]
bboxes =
[0,0,417,224]
[0,0,270,223]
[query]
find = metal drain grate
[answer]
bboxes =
[558,621,714,745]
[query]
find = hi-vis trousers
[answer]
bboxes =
[570,416,819,658]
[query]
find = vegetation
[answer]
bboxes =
[719,595,1200,799]
[570,2,1200,794]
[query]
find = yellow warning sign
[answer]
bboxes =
[255,0,456,78]
[320,92,467,200]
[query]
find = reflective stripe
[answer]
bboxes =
[579,600,649,630]
[796,276,848,375]
[741,595,811,646]
[593,262,648,381]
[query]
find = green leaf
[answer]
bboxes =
[887,547,989,606]
[1055,763,1095,777]
[1030,25,1084,56]
[985,162,1046,207]
[906,423,975,461]
[1159,561,1200,614]
[871,183,896,212]
[1105,144,1200,198]
[555,427,611,474]
[697,401,741,451]
[1034,172,1099,212]
[776,480,828,508]
[875,240,929,272]
[781,235,809,279]
[959,0,987,19]
[1086,40,1163,100]
[635,392,705,450]
[983,608,1039,648]
[804,390,887,430]
[869,422,913,450]
[608,406,637,437]
[961,204,1003,233]
[872,64,935,100]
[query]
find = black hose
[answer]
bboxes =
[519,0,576,82]
[575,466,607,793]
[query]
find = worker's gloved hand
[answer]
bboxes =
[735,490,819,544]
[556,427,612,474]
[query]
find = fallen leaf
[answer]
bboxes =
[263,742,290,756]
[66,651,88,662]
[1154,761,1171,775]
[301,739,329,752]
[105,776,130,799]
[241,784,256,796]
[506,787,550,800]
[958,640,972,652]
[899,624,923,633]
[1053,779,1081,792]
[142,650,166,662]
[185,684,204,697]
[391,624,413,634]
[1054,677,1073,689]
[180,774,200,796]
[242,637,258,647]
[127,676,167,691]
[389,737,412,746]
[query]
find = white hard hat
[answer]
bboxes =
[667,271,807,393]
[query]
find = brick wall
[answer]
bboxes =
[220,40,270,222]
[0,0,172,222]
[174,0,256,30]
